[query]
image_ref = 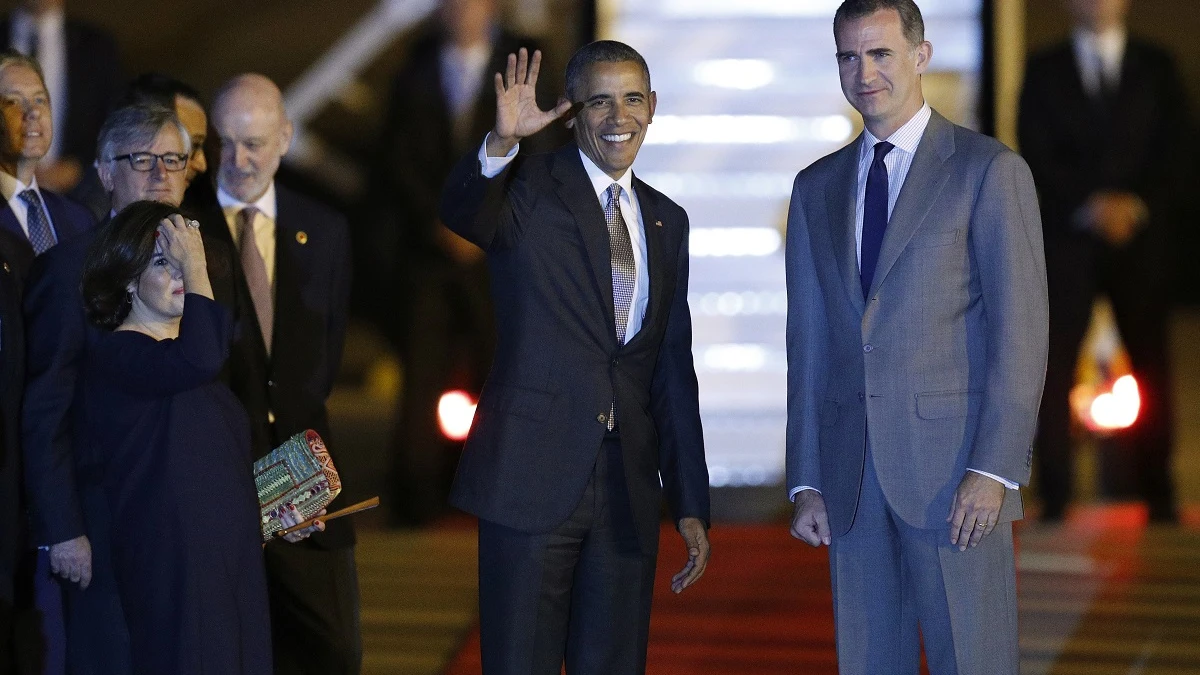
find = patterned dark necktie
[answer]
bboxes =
[860,141,894,299]
[237,207,273,354]
[605,183,635,430]
[19,189,57,255]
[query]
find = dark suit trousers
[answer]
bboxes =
[63,483,130,675]
[1036,234,1175,517]
[264,542,361,675]
[477,434,657,675]
[828,446,1017,675]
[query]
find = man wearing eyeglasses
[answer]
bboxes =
[20,103,229,675]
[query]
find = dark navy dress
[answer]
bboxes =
[82,294,270,674]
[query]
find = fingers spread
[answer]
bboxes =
[527,49,542,85]
[505,53,517,90]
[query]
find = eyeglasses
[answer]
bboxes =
[109,152,189,172]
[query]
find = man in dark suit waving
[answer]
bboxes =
[440,43,711,674]
[210,74,358,675]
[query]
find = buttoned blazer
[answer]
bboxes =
[440,143,709,552]
[785,110,1048,535]
[203,185,354,549]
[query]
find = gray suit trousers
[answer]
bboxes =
[829,445,1018,675]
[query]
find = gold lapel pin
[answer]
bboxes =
[296,231,308,245]
[655,220,663,228]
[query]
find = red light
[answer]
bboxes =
[438,390,477,441]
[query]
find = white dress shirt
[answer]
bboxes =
[0,171,57,241]
[478,136,650,341]
[218,183,278,289]
[790,103,1016,501]
[9,8,67,160]
[1072,27,1126,97]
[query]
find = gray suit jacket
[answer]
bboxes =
[785,110,1048,536]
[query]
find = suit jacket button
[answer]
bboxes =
[858,392,865,402]
[611,358,619,367]
[267,380,275,387]
[863,344,873,353]
[597,413,608,424]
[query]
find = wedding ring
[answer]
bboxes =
[187,219,200,229]
[975,522,987,529]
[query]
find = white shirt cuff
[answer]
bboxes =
[788,486,820,502]
[967,468,1019,489]
[478,132,518,178]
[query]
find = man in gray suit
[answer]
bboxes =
[785,1,1048,673]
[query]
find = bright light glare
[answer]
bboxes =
[438,390,477,441]
[692,59,776,90]
[662,0,840,17]
[692,291,788,316]
[639,172,795,199]
[1089,375,1140,430]
[702,344,768,372]
[646,115,853,145]
[691,227,781,257]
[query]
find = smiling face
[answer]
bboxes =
[0,62,51,174]
[835,8,931,139]
[566,60,656,181]
[213,77,292,204]
[128,242,186,325]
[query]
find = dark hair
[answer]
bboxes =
[565,40,651,101]
[121,72,205,111]
[834,0,925,47]
[83,201,186,330]
[94,103,189,166]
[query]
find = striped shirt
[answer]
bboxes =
[854,102,931,268]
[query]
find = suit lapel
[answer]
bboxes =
[626,177,663,348]
[826,138,865,315]
[0,205,24,245]
[551,146,616,335]
[867,111,954,299]
[273,188,309,364]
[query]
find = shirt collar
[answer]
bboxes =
[1072,26,1127,62]
[0,170,36,203]
[217,182,277,221]
[860,102,931,161]
[578,149,635,202]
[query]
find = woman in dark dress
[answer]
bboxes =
[79,201,321,675]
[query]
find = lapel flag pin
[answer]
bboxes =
[1,262,8,273]
[655,220,663,228]
[296,231,308,245]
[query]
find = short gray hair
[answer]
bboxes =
[94,104,190,165]
[0,50,48,92]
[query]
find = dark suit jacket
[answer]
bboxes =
[0,245,25,606]
[0,15,122,167]
[440,144,709,553]
[1018,38,1190,248]
[21,208,236,549]
[202,184,354,550]
[0,188,94,282]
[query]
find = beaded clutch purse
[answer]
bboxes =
[254,429,342,541]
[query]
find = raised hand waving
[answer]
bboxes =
[486,48,572,157]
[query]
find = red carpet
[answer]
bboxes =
[445,523,848,674]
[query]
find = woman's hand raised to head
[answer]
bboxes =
[157,214,214,301]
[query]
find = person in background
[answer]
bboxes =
[373,0,560,526]
[0,49,93,675]
[1019,0,1191,523]
[210,73,358,675]
[1,0,122,198]
[22,104,195,675]
[79,201,320,675]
